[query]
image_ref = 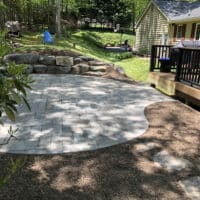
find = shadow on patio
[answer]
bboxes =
[0,101,199,200]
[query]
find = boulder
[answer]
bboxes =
[3,54,40,64]
[47,66,71,74]
[89,65,107,72]
[46,66,58,74]
[56,56,73,67]
[71,65,81,74]
[24,65,33,74]
[79,64,90,73]
[78,56,94,62]
[71,64,90,74]
[88,61,107,66]
[39,55,56,65]
[83,71,106,76]
[33,65,48,73]
[116,66,125,75]
[57,66,71,74]
[74,57,83,65]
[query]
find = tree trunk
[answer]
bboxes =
[56,0,61,38]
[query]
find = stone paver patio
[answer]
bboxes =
[0,74,173,154]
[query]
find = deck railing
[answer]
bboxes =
[150,45,200,88]
[175,48,200,88]
[150,45,174,72]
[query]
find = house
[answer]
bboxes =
[135,0,200,54]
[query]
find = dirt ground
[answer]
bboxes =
[0,101,199,200]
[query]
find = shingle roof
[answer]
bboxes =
[154,0,200,21]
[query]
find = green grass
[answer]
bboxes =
[13,30,149,82]
[81,30,135,46]
[116,57,150,82]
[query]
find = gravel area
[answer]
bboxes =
[0,101,199,200]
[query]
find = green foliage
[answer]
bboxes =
[116,57,149,82]
[15,30,149,82]
[113,52,133,61]
[0,31,33,123]
[0,158,26,189]
[0,31,11,60]
[0,62,33,123]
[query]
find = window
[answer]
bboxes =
[176,25,183,40]
[195,24,200,40]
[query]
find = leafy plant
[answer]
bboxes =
[0,30,11,59]
[0,158,26,189]
[114,52,133,61]
[0,31,33,124]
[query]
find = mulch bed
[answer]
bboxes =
[0,101,199,200]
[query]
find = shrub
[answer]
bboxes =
[0,31,33,124]
[113,52,133,61]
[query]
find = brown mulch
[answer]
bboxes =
[0,101,199,200]
[102,66,137,84]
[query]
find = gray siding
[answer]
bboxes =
[136,3,168,54]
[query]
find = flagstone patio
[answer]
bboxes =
[0,74,173,154]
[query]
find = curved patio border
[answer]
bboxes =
[0,74,174,154]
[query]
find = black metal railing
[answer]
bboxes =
[175,48,200,88]
[150,45,174,72]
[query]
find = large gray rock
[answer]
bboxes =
[71,65,81,74]
[56,56,73,67]
[57,66,71,74]
[116,66,125,75]
[76,64,90,73]
[39,56,56,65]
[89,65,107,72]
[3,54,40,64]
[74,57,83,65]
[47,66,71,74]
[71,64,90,74]
[88,60,107,66]
[80,64,90,73]
[33,65,48,73]
[78,56,94,62]
[83,71,106,76]
[24,65,33,74]
[46,66,57,74]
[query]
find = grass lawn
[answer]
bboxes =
[116,57,150,82]
[14,30,149,82]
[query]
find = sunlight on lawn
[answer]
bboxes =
[116,57,150,82]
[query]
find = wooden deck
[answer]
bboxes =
[148,72,200,107]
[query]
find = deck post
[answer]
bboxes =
[150,45,156,72]
[175,48,183,82]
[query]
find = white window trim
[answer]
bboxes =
[195,23,200,41]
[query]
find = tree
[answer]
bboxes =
[0,31,32,124]
[56,0,62,37]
